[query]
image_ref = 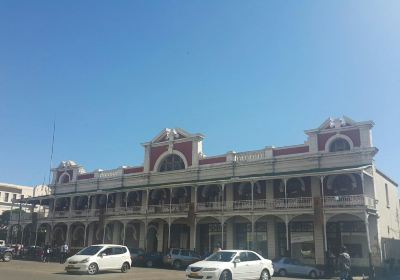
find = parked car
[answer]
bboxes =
[129,248,145,266]
[163,248,201,270]
[0,246,14,262]
[186,250,274,280]
[65,244,131,275]
[21,246,43,260]
[143,252,164,268]
[272,257,323,279]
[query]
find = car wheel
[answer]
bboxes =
[260,269,270,280]
[219,270,232,280]
[146,260,153,268]
[278,269,287,277]
[121,262,130,273]
[173,260,182,270]
[87,263,98,275]
[3,252,12,262]
[309,270,318,279]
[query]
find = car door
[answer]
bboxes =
[180,249,190,266]
[111,246,125,269]
[97,247,114,270]
[282,258,296,275]
[291,259,306,276]
[232,252,252,280]
[246,252,263,279]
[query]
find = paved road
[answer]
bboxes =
[0,260,315,280]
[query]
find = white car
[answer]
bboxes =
[272,257,323,279]
[65,244,131,275]
[186,250,274,280]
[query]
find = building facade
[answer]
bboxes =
[9,117,399,268]
[0,183,50,215]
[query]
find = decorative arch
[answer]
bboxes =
[154,150,188,172]
[325,134,353,152]
[326,174,360,195]
[59,172,71,184]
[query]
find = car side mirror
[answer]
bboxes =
[100,253,106,258]
[234,258,241,263]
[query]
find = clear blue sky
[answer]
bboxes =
[0,1,399,186]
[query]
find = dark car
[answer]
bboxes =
[163,248,201,270]
[143,252,164,268]
[129,248,145,266]
[0,246,14,262]
[21,246,43,260]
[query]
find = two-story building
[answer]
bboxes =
[9,116,399,269]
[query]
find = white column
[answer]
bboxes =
[122,222,126,245]
[285,215,289,252]
[251,181,254,211]
[190,217,197,251]
[284,179,287,207]
[168,218,171,249]
[267,219,276,259]
[83,222,87,247]
[66,223,71,245]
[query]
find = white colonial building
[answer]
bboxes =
[8,117,399,269]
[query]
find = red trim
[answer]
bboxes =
[123,167,144,174]
[173,141,192,166]
[149,145,168,171]
[317,132,336,151]
[273,146,309,156]
[77,173,94,180]
[199,156,227,165]
[341,129,361,147]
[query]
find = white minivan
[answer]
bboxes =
[65,244,131,275]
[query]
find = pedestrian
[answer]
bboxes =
[338,246,352,280]
[43,245,51,263]
[59,243,69,264]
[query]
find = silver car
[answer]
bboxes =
[272,257,323,279]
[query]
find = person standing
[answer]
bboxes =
[338,246,352,280]
[60,243,69,264]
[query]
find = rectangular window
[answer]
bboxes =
[385,183,390,207]
[13,194,17,201]
[20,195,24,200]
[4,193,9,202]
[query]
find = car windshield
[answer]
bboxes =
[205,252,237,262]
[76,246,103,256]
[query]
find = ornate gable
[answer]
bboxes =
[317,116,356,130]
[151,128,193,143]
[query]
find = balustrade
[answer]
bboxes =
[323,194,376,209]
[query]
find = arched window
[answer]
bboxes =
[286,178,305,197]
[158,154,185,172]
[59,173,70,184]
[329,138,350,152]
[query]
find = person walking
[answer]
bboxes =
[338,246,352,280]
[59,243,69,264]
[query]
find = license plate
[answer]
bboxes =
[67,265,75,268]
[189,272,198,277]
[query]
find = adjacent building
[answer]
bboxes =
[9,116,399,269]
[0,183,39,215]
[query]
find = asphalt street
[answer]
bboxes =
[0,260,316,280]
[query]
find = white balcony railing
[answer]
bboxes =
[234,150,267,163]
[323,195,376,209]
[125,206,143,215]
[71,209,88,217]
[147,204,170,214]
[197,202,222,212]
[287,197,313,208]
[170,203,190,213]
[53,210,69,218]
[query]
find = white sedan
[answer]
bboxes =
[186,250,274,280]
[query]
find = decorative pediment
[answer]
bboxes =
[317,116,356,130]
[151,128,196,143]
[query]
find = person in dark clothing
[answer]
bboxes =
[338,246,352,280]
